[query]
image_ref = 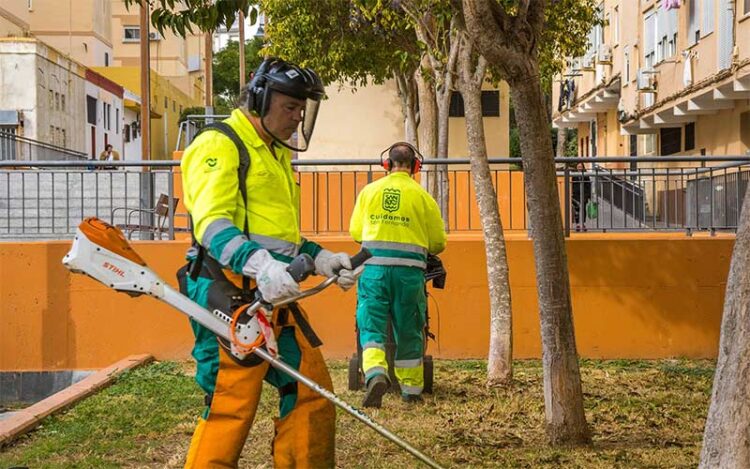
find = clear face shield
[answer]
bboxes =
[259,88,322,153]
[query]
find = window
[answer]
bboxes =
[629,134,638,156]
[164,96,168,109]
[745,0,750,15]
[624,46,630,85]
[448,91,500,117]
[61,94,65,112]
[644,10,656,68]
[48,89,54,108]
[173,100,176,112]
[86,96,97,125]
[54,92,59,111]
[104,52,109,66]
[102,102,107,129]
[179,105,183,115]
[641,134,656,154]
[28,0,32,10]
[612,6,619,45]
[107,104,111,130]
[116,108,120,134]
[685,122,696,151]
[702,0,714,36]
[481,91,500,117]
[61,129,66,148]
[741,112,750,150]
[49,125,54,144]
[688,0,700,45]
[661,7,678,61]
[123,26,140,42]
[449,92,465,117]
[660,127,682,155]
[124,124,131,143]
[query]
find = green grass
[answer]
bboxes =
[0,359,715,468]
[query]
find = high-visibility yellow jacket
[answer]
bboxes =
[349,171,446,269]
[181,109,321,271]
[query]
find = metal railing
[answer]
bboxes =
[2,156,749,241]
[176,115,229,151]
[0,131,89,162]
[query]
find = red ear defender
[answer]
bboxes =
[379,142,424,174]
[411,155,423,174]
[382,157,392,171]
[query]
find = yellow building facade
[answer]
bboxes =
[93,67,197,160]
[553,0,750,159]
[309,80,510,160]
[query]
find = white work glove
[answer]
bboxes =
[337,264,364,291]
[314,249,361,291]
[242,249,300,304]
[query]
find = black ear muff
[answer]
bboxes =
[246,58,275,115]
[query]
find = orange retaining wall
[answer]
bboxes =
[0,233,731,371]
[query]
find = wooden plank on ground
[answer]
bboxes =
[0,354,153,446]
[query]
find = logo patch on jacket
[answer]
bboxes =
[382,188,401,212]
[204,157,220,172]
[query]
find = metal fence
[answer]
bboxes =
[0,131,89,162]
[1,156,749,241]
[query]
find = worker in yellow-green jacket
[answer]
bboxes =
[179,58,361,468]
[349,142,447,408]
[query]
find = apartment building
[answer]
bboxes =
[213,13,264,51]
[0,1,206,159]
[553,0,750,159]
[110,0,206,104]
[0,38,88,156]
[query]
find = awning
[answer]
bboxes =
[620,71,750,135]
[553,79,621,128]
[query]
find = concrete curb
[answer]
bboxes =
[0,354,154,446]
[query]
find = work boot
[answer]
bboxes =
[401,393,423,404]
[362,375,389,408]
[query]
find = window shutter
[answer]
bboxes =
[702,0,714,36]
[688,0,699,45]
[717,0,733,70]
[644,11,656,64]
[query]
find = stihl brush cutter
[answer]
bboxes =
[62,217,443,469]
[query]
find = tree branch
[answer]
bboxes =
[462,0,522,75]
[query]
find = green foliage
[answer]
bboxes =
[510,127,521,158]
[539,0,601,89]
[213,37,265,103]
[261,0,420,87]
[179,106,206,124]
[123,0,258,36]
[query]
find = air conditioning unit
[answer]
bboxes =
[148,31,161,41]
[636,68,657,93]
[597,44,613,65]
[581,53,595,72]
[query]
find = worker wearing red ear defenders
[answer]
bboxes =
[380,141,423,174]
[350,142,446,408]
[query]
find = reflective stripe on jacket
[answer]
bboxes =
[349,172,446,268]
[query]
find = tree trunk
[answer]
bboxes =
[416,57,438,200]
[699,185,750,468]
[511,64,590,445]
[435,84,451,228]
[458,49,513,385]
[556,126,566,158]
[395,71,419,145]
